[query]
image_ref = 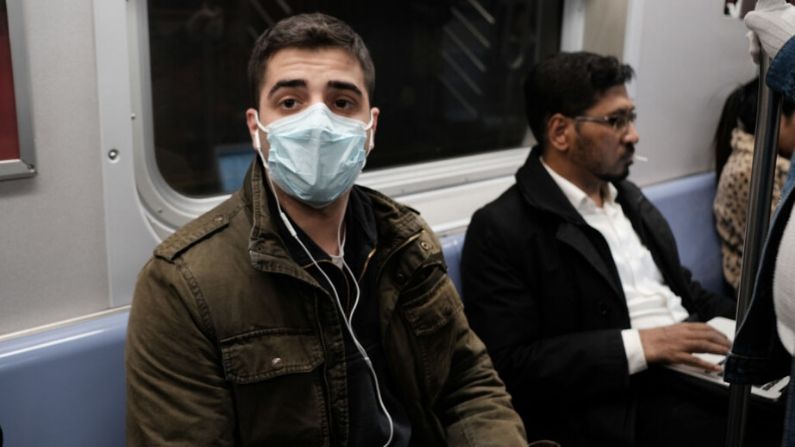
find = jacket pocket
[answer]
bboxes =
[401,269,462,401]
[402,267,462,335]
[220,329,327,446]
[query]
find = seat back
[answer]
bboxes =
[441,172,725,296]
[642,172,724,295]
[0,312,128,447]
[441,232,465,292]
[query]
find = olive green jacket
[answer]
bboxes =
[126,162,527,446]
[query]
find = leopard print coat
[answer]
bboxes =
[713,128,791,292]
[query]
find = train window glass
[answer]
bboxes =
[146,0,563,197]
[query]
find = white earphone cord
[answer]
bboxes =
[263,162,395,447]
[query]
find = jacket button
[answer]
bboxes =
[271,357,283,368]
[396,272,406,282]
[420,241,431,250]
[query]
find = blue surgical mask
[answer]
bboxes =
[255,103,374,208]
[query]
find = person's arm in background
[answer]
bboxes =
[784,159,795,198]
[746,0,795,103]
[746,1,795,202]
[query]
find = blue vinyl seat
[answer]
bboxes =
[0,312,128,447]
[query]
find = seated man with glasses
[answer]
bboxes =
[461,52,737,447]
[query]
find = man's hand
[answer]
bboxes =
[745,0,795,60]
[638,323,732,372]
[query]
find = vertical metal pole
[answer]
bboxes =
[725,55,783,447]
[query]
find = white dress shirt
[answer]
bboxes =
[542,159,690,374]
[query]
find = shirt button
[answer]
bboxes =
[598,302,610,316]
[271,357,283,368]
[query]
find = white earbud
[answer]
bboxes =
[253,131,261,150]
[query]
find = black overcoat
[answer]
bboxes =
[462,147,735,446]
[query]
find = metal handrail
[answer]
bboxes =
[725,53,783,447]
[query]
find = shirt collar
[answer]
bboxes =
[540,156,618,213]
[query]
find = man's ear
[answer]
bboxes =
[245,108,261,150]
[367,107,380,152]
[546,113,572,153]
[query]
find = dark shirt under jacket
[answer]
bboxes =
[273,188,412,447]
[461,147,735,446]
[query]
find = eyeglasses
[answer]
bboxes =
[573,111,637,132]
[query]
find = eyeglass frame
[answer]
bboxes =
[571,110,637,132]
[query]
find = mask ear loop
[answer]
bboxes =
[253,112,394,446]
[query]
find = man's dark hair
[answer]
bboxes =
[247,13,375,108]
[524,52,634,146]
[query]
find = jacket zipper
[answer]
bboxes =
[357,247,377,283]
[301,248,377,286]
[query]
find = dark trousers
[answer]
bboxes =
[636,368,783,447]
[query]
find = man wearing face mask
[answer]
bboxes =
[125,13,526,447]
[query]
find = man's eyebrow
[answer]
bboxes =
[327,80,362,97]
[268,79,307,98]
[606,106,635,115]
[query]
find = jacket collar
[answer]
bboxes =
[241,158,425,282]
[540,156,619,214]
[240,159,319,286]
[730,128,755,155]
[516,146,589,225]
[517,146,645,224]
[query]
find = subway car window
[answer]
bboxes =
[146,0,563,197]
